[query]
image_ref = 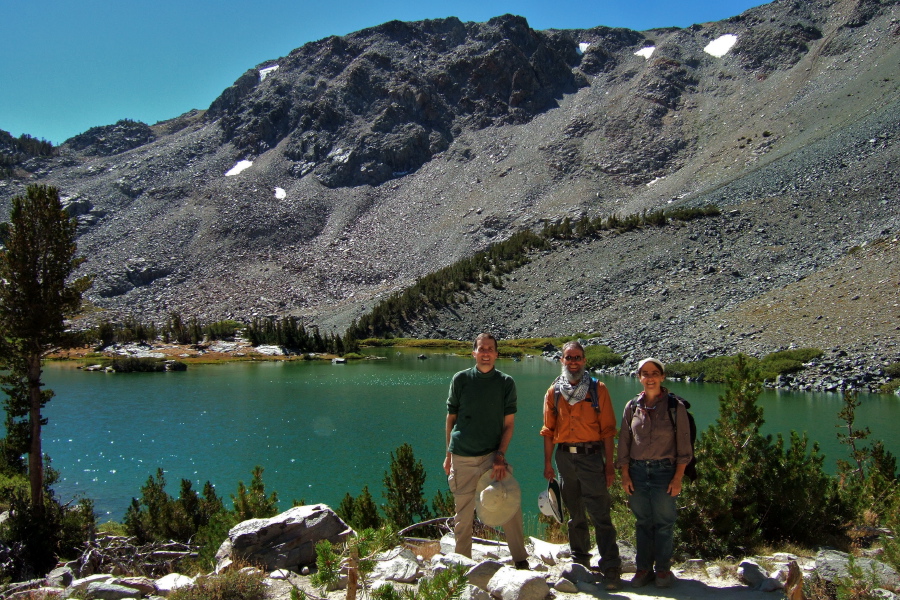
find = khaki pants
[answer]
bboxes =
[447,453,527,562]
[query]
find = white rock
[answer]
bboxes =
[154,574,195,596]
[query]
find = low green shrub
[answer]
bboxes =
[667,349,823,382]
[371,563,468,600]
[879,380,900,395]
[584,345,623,369]
[885,362,900,379]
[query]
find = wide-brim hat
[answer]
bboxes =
[475,469,521,527]
[546,478,563,523]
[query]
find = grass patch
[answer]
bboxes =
[97,521,127,536]
[585,345,624,369]
[667,349,823,383]
[100,357,187,372]
[359,338,469,349]
[168,567,267,600]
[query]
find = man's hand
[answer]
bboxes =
[492,453,508,481]
[605,463,616,488]
[543,463,555,480]
[443,454,452,476]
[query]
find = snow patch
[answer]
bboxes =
[225,160,253,176]
[704,34,737,58]
[259,65,279,81]
[274,187,286,199]
[635,46,656,59]
[577,42,591,55]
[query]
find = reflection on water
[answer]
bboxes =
[39,352,898,521]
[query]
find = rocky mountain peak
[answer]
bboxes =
[0,0,898,372]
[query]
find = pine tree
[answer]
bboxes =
[0,184,91,513]
[382,443,431,528]
[679,354,845,556]
[232,465,279,521]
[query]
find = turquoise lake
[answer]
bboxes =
[40,350,899,522]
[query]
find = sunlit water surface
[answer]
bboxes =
[39,350,898,521]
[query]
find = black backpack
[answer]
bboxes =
[627,393,698,482]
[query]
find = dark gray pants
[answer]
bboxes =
[556,447,621,571]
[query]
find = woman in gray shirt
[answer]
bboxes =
[617,357,692,589]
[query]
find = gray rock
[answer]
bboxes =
[85,582,141,600]
[46,566,75,588]
[113,577,157,596]
[221,504,352,571]
[487,568,551,600]
[7,587,64,600]
[460,583,492,600]
[433,552,477,569]
[527,537,565,565]
[553,578,578,593]
[816,549,900,591]
[373,554,423,583]
[738,559,768,587]
[465,560,505,589]
[560,562,594,584]
[69,574,116,593]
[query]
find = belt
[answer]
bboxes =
[558,443,601,455]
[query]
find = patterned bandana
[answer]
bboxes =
[556,373,590,405]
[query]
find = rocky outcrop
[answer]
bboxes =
[8,520,900,600]
[815,549,900,593]
[216,504,353,571]
[210,15,583,188]
[64,120,155,156]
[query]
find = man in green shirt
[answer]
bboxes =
[443,333,528,568]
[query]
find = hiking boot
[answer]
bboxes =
[514,560,530,570]
[603,568,622,590]
[655,570,674,588]
[631,570,655,588]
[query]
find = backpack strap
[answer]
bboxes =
[667,393,679,431]
[624,397,638,432]
[553,377,600,415]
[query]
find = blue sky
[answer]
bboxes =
[2,0,766,145]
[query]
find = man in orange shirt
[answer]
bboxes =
[540,341,621,590]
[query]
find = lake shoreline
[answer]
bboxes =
[47,337,900,396]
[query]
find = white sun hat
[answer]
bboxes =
[475,469,521,527]
[538,478,563,523]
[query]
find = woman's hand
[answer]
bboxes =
[667,474,683,497]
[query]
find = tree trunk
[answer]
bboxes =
[27,352,44,515]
